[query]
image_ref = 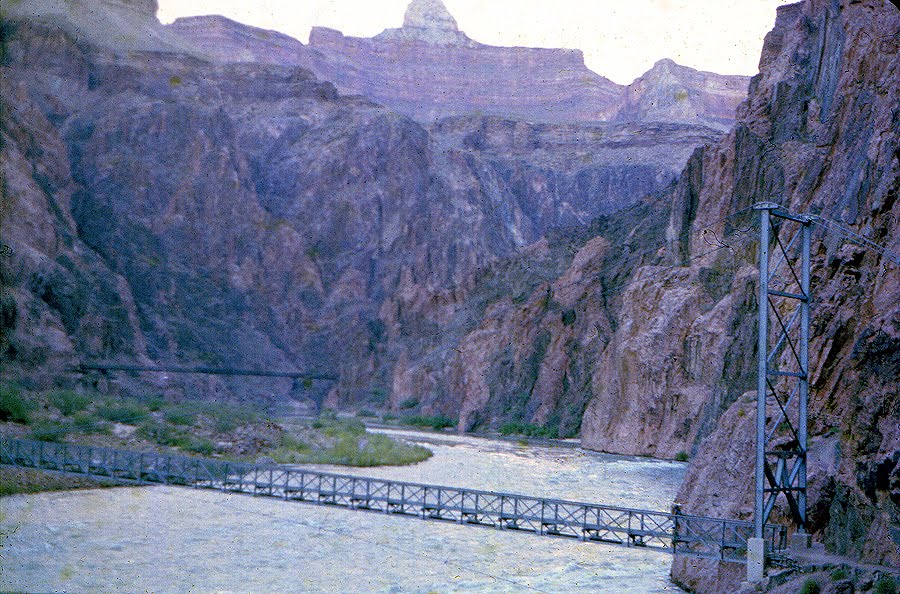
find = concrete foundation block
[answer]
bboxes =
[747,537,767,583]
[789,531,812,551]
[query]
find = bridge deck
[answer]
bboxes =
[0,435,785,562]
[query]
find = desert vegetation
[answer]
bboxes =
[0,382,432,495]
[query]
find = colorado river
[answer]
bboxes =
[0,430,687,592]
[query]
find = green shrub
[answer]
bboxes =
[874,576,897,594]
[799,578,821,594]
[311,411,366,437]
[370,387,388,405]
[70,411,111,434]
[138,420,182,446]
[279,433,311,452]
[48,390,91,416]
[273,432,431,467]
[316,433,431,466]
[164,406,197,426]
[403,415,456,430]
[185,437,215,456]
[357,409,377,418]
[97,401,148,424]
[830,568,849,581]
[400,397,419,410]
[207,403,260,433]
[144,397,166,412]
[0,383,33,424]
[499,422,557,439]
[30,420,70,442]
[675,451,690,462]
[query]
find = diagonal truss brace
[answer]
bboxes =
[753,202,812,540]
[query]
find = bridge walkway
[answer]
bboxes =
[0,435,786,563]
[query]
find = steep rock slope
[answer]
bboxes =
[515,0,898,589]
[614,58,751,131]
[167,1,749,130]
[0,61,149,389]
[667,0,899,587]
[0,10,713,410]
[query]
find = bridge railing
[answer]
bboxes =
[0,435,785,561]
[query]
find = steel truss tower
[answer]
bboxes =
[753,202,812,542]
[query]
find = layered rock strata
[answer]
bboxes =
[0,8,715,412]
[166,1,749,129]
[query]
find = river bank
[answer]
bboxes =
[0,429,687,592]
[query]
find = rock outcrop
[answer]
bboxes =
[614,58,751,131]
[3,0,199,54]
[666,0,899,586]
[166,3,748,130]
[0,7,715,411]
[375,0,477,47]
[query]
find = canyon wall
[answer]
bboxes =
[2,1,896,587]
[667,0,899,587]
[166,1,749,130]
[0,7,715,415]
[539,0,896,589]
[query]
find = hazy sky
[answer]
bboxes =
[157,0,794,84]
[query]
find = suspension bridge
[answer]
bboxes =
[0,434,786,563]
[5,204,894,581]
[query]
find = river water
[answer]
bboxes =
[0,429,687,593]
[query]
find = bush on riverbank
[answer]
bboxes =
[273,411,432,466]
[499,422,558,439]
[401,414,456,430]
[0,383,33,424]
[47,390,91,416]
[0,389,433,486]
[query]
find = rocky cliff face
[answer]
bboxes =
[166,2,748,130]
[614,58,751,131]
[666,0,899,587]
[0,5,718,411]
[534,0,896,589]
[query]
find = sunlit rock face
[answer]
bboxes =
[614,58,751,131]
[375,0,477,47]
[3,0,195,53]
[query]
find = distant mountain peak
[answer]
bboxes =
[403,0,459,31]
[652,58,678,70]
[375,0,477,46]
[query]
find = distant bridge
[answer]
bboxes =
[76,363,338,381]
[0,435,786,562]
